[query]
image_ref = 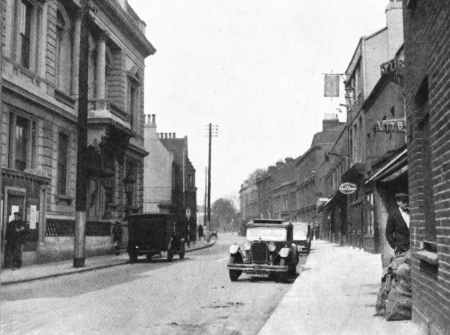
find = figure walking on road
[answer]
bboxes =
[5,212,27,269]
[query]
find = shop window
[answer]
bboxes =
[57,132,69,195]
[8,113,37,171]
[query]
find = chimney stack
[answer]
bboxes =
[386,0,404,59]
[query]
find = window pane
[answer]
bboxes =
[20,0,32,68]
[57,133,69,194]
[15,116,29,171]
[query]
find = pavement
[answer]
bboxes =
[258,240,422,335]
[0,239,215,286]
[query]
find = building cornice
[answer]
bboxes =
[93,0,156,57]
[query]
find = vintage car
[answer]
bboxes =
[292,221,312,254]
[127,213,185,262]
[227,219,298,282]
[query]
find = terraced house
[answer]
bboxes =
[0,0,155,266]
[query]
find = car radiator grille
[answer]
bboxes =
[251,242,268,264]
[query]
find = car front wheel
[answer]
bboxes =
[229,270,241,281]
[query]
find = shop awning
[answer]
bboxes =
[318,191,345,212]
[365,149,407,184]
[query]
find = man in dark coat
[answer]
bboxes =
[5,212,27,269]
[386,193,410,255]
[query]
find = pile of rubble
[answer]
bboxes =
[376,253,412,321]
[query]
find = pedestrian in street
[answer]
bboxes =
[386,193,410,255]
[185,222,191,248]
[198,224,204,241]
[5,212,27,269]
[112,221,122,255]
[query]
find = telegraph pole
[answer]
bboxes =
[74,0,90,268]
[206,123,218,230]
[0,0,4,271]
[203,167,208,227]
[207,124,212,228]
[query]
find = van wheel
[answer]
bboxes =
[229,270,241,281]
[129,252,137,263]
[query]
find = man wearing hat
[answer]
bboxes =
[386,193,410,255]
[5,212,27,269]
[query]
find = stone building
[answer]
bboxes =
[403,1,450,333]
[239,172,261,223]
[143,114,173,214]
[0,0,154,265]
[270,159,296,220]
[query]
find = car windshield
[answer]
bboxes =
[246,227,286,241]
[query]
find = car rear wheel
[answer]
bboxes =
[167,250,173,262]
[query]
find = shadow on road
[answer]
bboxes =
[0,256,195,302]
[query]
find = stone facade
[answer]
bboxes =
[403,1,450,334]
[143,114,173,213]
[0,0,154,265]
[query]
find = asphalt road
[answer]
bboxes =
[0,233,302,335]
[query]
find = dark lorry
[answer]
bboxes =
[127,213,186,262]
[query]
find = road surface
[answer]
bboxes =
[1,233,303,335]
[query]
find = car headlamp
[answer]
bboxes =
[279,247,290,258]
[229,244,239,254]
[268,242,276,252]
[243,242,251,251]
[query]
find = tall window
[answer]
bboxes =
[57,132,69,195]
[8,113,36,171]
[19,0,33,68]
[128,80,138,128]
[55,7,73,93]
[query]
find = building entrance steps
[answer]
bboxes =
[1,240,215,286]
[258,240,422,335]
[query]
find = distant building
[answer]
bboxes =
[143,115,174,214]
[160,133,197,240]
[295,115,344,227]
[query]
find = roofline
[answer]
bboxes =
[345,27,388,76]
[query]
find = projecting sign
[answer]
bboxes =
[339,182,357,195]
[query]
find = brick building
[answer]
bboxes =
[296,115,344,227]
[160,133,197,241]
[403,1,450,333]
[0,0,154,265]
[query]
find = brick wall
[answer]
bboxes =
[404,1,450,334]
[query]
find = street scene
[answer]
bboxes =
[1,0,450,334]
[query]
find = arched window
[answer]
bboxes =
[56,4,73,93]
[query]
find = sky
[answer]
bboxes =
[128,0,388,206]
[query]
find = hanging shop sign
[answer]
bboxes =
[374,118,406,133]
[339,182,357,195]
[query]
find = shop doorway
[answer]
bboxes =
[1,188,26,268]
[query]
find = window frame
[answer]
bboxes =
[57,131,70,196]
[8,111,37,172]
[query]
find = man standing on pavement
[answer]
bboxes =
[5,212,27,269]
[386,193,410,255]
